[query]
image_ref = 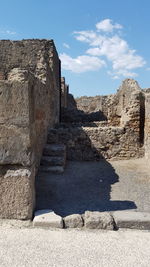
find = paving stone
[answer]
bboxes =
[33,210,63,228]
[113,211,150,230]
[64,214,83,228]
[84,211,115,230]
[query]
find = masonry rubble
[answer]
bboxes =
[0,39,150,221]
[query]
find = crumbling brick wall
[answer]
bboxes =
[0,39,61,219]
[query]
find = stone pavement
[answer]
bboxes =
[36,158,150,217]
[0,226,150,267]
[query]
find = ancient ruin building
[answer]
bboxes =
[0,39,150,220]
[59,79,149,161]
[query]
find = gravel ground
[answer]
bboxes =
[36,158,150,216]
[0,227,150,267]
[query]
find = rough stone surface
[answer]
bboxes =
[64,214,83,228]
[61,77,69,109]
[73,79,142,126]
[0,39,61,219]
[113,211,150,230]
[145,93,150,159]
[0,167,35,219]
[59,79,145,161]
[0,40,61,168]
[0,76,33,166]
[84,211,115,230]
[48,124,143,161]
[33,209,63,228]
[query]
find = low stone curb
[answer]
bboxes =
[33,210,150,231]
[33,210,63,228]
[113,211,150,230]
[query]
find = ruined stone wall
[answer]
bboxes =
[0,39,61,219]
[145,93,150,159]
[61,79,145,160]
[75,95,110,118]
[0,39,60,126]
[48,124,143,161]
[74,79,142,126]
[61,77,69,109]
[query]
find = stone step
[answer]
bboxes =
[39,165,64,174]
[47,129,59,144]
[40,156,65,167]
[43,144,66,157]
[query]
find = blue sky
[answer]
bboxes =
[0,0,150,96]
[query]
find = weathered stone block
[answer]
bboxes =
[64,214,83,228]
[0,73,34,166]
[84,211,115,230]
[33,210,63,228]
[0,167,35,219]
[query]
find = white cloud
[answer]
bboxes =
[73,30,97,43]
[108,69,138,79]
[73,21,145,78]
[63,43,70,49]
[0,29,16,35]
[60,53,105,73]
[96,19,123,32]
[61,19,146,79]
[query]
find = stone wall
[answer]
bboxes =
[61,77,69,109]
[48,123,144,161]
[61,79,145,160]
[0,39,61,219]
[75,79,142,126]
[145,93,150,159]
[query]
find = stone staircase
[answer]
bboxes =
[40,143,66,173]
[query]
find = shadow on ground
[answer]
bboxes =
[36,103,138,217]
[35,160,136,217]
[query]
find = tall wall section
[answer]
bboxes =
[145,93,150,159]
[61,77,69,109]
[0,39,61,219]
